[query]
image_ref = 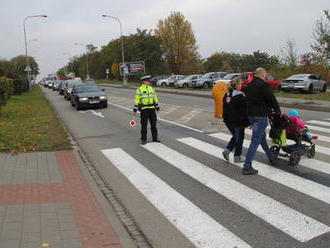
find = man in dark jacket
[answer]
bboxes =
[241,67,281,175]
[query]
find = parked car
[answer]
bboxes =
[70,84,108,110]
[193,72,228,88]
[214,73,241,84]
[281,74,327,93]
[150,75,169,86]
[58,81,66,95]
[240,72,281,91]
[157,75,185,87]
[175,75,202,88]
[64,81,83,100]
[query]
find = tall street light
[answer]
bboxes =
[74,42,90,79]
[102,14,127,86]
[23,15,47,91]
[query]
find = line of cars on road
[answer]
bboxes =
[150,72,327,93]
[40,78,108,111]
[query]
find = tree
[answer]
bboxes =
[280,38,298,67]
[311,11,330,63]
[155,12,199,74]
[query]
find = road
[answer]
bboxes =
[43,86,330,248]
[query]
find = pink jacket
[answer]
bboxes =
[289,116,306,132]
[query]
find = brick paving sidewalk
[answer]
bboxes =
[0,151,127,248]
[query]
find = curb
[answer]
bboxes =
[100,84,330,113]
[41,86,151,248]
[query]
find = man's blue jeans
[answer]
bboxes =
[243,117,275,169]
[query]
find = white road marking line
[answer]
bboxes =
[108,102,203,133]
[182,136,330,205]
[304,124,330,134]
[144,143,330,242]
[307,120,330,127]
[177,109,202,124]
[79,110,104,118]
[210,132,330,175]
[158,106,178,116]
[101,148,250,248]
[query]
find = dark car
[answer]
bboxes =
[64,81,83,100]
[52,81,61,91]
[70,84,108,110]
[58,81,66,95]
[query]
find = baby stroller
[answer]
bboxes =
[268,112,316,166]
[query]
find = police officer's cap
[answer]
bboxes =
[140,75,152,81]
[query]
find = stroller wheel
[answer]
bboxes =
[270,145,280,158]
[307,144,315,158]
[289,152,300,166]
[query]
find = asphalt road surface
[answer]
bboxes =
[43,86,330,248]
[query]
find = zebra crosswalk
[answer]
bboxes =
[101,113,330,247]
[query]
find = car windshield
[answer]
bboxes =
[68,83,81,88]
[77,85,101,93]
[223,73,239,80]
[288,74,307,79]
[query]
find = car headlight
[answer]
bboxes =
[99,96,107,100]
[79,97,88,101]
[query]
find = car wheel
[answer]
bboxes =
[71,100,74,107]
[161,82,166,87]
[203,82,208,88]
[308,84,313,94]
[103,102,108,108]
[183,83,188,88]
[76,103,81,111]
[321,84,326,92]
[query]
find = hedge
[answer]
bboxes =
[0,77,14,108]
[13,79,29,95]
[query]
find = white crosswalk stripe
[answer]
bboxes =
[143,142,330,242]
[307,120,330,127]
[180,136,330,205]
[209,132,330,176]
[101,148,250,248]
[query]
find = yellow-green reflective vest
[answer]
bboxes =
[134,84,159,110]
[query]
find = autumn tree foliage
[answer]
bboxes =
[155,12,200,74]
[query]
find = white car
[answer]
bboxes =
[157,75,185,87]
[281,74,327,93]
[175,75,201,88]
[214,73,241,84]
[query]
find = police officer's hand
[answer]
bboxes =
[156,106,160,111]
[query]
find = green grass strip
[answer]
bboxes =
[0,85,71,153]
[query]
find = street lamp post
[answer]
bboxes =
[74,43,90,79]
[23,15,47,91]
[62,52,74,73]
[102,14,127,86]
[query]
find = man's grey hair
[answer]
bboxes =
[255,67,267,76]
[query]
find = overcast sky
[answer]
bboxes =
[1,0,329,78]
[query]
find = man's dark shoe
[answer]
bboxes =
[269,158,280,166]
[152,139,161,143]
[141,140,147,145]
[242,168,258,175]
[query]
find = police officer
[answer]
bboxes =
[133,75,160,145]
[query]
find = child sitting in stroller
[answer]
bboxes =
[269,111,316,166]
[287,109,318,141]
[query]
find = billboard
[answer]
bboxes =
[119,61,145,75]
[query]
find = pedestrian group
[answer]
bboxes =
[133,67,309,175]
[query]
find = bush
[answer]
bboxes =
[13,79,29,95]
[0,77,14,108]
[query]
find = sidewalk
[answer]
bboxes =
[100,84,330,112]
[0,150,136,248]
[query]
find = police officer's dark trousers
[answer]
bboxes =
[140,108,158,142]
